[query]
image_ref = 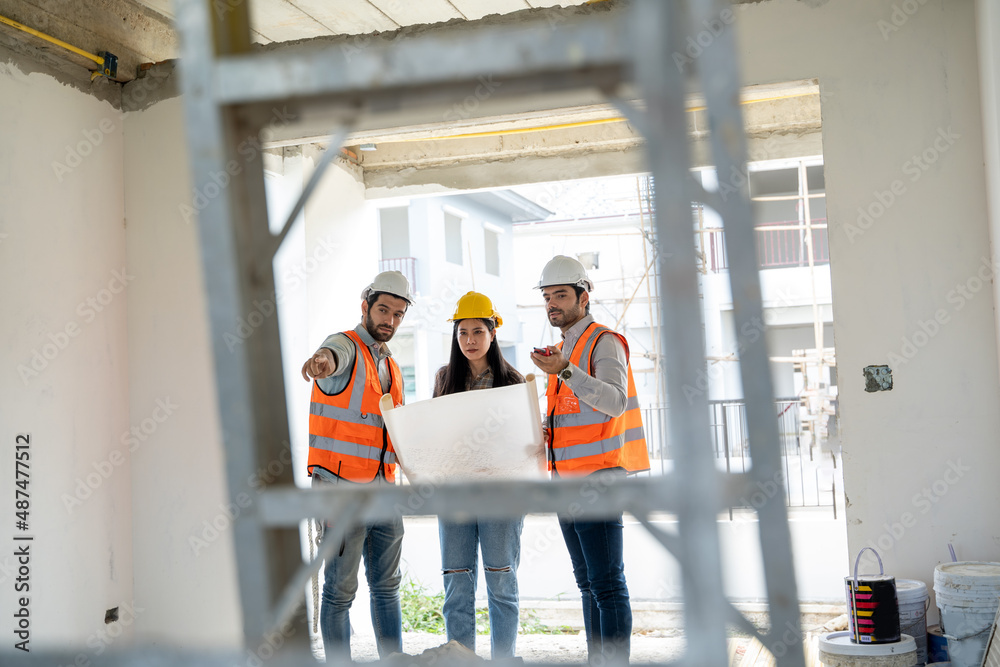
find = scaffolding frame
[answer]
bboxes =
[111,1,805,665]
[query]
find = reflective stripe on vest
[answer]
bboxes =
[309,401,385,429]
[308,433,397,464]
[547,322,650,475]
[307,329,403,483]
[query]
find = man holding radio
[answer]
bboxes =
[530,255,650,665]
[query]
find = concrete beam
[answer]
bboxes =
[356,83,823,195]
[0,0,176,84]
[361,127,823,197]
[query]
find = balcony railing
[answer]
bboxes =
[700,218,830,273]
[640,398,841,515]
[379,257,418,294]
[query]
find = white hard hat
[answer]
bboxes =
[536,255,594,292]
[361,270,415,305]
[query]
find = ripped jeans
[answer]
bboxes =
[439,516,524,659]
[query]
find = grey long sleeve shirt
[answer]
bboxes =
[315,323,394,396]
[560,314,628,418]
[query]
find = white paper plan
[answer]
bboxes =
[379,376,547,484]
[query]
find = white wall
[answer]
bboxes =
[735,0,999,615]
[0,62,132,648]
[304,148,379,357]
[122,96,242,647]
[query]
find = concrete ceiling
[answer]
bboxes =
[133,0,591,45]
[0,0,820,195]
[0,0,591,89]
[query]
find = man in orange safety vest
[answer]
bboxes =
[300,270,412,660]
[530,255,650,665]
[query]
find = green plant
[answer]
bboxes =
[400,578,446,633]
[518,608,576,635]
[400,578,575,636]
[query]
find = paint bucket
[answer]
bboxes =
[846,547,901,643]
[897,579,929,664]
[818,631,917,667]
[927,625,949,663]
[934,562,1000,667]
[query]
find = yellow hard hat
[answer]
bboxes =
[449,291,503,327]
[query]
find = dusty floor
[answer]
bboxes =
[347,631,698,663]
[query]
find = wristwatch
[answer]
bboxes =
[559,365,574,382]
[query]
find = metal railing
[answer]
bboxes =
[642,399,841,514]
[379,257,418,294]
[700,219,830,272]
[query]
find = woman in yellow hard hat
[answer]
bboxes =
[433,291,524,659]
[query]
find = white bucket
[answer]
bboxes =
[934,562,1000,667]
[818,631,917,667]
[897,579,928,664]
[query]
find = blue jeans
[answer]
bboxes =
[559,513,631,664]
[439,517,524,659]
[314,475,403,660]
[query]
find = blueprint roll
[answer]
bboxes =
[380,375,547,485]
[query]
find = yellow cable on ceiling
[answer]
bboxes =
[392,90,820,144]
[0,13,103,66]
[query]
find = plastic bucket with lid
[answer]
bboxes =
[846,547,901,644]
[896,579,928,664]
[934,561,1000,667]
[818,631,916,667]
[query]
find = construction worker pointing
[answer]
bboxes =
[301,270,413,660]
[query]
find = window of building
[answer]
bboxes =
[444,211,463,265]
[695,159,828,273]
[484,228,500,276]
[379,207,410,259]
[401,366,417,405]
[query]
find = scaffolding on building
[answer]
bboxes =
[7,2,809,665]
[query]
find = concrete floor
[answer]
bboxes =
[348,631,693,663]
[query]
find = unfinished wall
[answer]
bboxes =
[122,96,242,647]
[0,60,132,648]
[734,0,999,611]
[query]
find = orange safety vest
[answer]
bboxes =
[546,322,650,476]
[307,329,404,483]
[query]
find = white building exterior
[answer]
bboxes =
[374,190,551,403]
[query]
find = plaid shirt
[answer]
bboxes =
[466,367,494,391]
